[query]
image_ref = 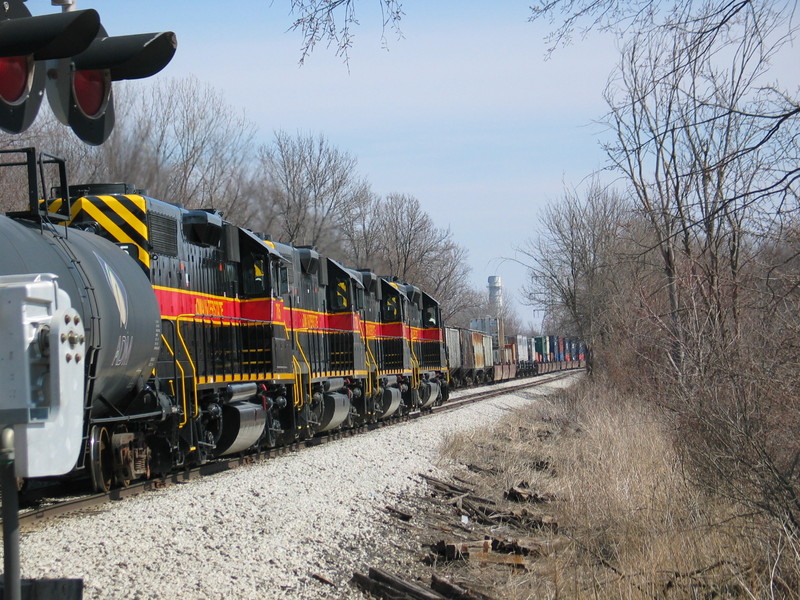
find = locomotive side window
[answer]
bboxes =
[326,276,351,312]
[277,265,290,296]
[242,254,269,296]
[336,280,349,310]
[225,263,238,296]
[355,286,365,310]
[382,295,399,321]
[425,306,439,327]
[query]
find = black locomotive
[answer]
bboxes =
[1,149,455,491]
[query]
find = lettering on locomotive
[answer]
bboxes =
[195,297,224,316]
[303,312,320,329]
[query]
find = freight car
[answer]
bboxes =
[444,327,492,387]
[444,328,585,387]
[0,148,580,492]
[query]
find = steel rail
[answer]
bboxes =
[12,369,581,528]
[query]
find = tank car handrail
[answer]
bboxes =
[37,151,70,228]
[90,410,165,424]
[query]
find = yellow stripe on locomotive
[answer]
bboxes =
[49,192,151,269]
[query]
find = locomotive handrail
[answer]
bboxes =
[409,340,421,389]
[175,314,200,420]
[172,313,276,326]
[160,333,190,428]
[363,340,378,398]
[291,356,303,410]
[293,330,312,410]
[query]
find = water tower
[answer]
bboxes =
[488,275,503,313]
[488,276,505,359]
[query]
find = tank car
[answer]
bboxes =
[0,153,164,491]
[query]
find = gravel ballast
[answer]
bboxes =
[10,373,581,599]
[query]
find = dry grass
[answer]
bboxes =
[435,380,800,599]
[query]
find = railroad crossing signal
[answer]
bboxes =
[0,3,99,133]
[0,0,176,145]
[47,27,176,145]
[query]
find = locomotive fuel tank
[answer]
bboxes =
[0,216,161,417]
[418,379,441,409]
[378,386,402,419]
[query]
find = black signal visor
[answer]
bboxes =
[0,9,100,60]
[73,31,177,82]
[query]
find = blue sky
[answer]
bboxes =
[29,1,619,326]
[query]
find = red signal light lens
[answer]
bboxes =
[73,69,107,117]
[0,56,30,104]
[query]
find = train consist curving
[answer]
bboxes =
[0,150,583,492]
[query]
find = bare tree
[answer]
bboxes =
[421,240,481,324]
[529,0,791,56]
[1,77,259,225]
[114,77,257,220]
[518,181,628,371]
[287,0,404,63]
[258,131,366,248]
[374,193,449,280]
[337,185,385,268]
[442,285,486,329]
[595,0,800,536]
[603,1,798,378]
[337,191,480,322]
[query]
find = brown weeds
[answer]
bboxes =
[434,380,800,599]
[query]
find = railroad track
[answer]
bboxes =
[13,370,578,528]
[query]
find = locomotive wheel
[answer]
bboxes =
[89,426,114,493]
